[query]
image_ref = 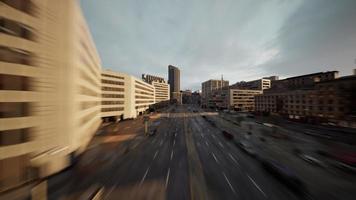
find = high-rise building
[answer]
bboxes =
[0,0,102,192]
[142,74,170,103]
[168,65,181,103]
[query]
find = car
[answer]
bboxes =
[222,130,234,140]
[299,154,324,167]
[261,159,310,197]
[238,141,256,157]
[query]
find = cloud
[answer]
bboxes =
[260,0,356,78]
[80,0,356,90]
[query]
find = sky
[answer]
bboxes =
[80,0,356,91]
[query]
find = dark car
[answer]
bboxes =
[222,130,234,140]
[261,159,310,197]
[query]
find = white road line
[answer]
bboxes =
[229,153,239,165]
[218,142,224,148]
[223,172,237,195]
[212,152,219,163]
[139,167,150,186]
[173,139,176,147]
[247,175,267,197]
[205,141,209,147]
[165,168,170,188]
[170,150,174,160]
[212,135,216,139]
[201,133,204,138]
[160,140,163,146]
[153,150,159,160]
[175,133,177,137]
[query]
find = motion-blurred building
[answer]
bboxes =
[255,71,356,127]
[0,0,102,192]
[101,70,155,122]
[142,74,170,103]
[168,65,181,103]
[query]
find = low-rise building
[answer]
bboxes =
[101,70,155,121]
[133,78,155,115]
[101,70,127,121]
[230,89,262,111]
[232,78,271,90]
[142,74,170,103]
[255,71,356,127]
[201,79,229,107]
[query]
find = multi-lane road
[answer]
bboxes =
[49,105,356,200]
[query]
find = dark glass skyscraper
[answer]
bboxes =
[168,65,181,102]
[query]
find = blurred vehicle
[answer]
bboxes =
[299,154,325,167]
[330,151,356,173]
[222,130,234,140]
[237,141,256,157]
[263,123,275,128]
[246,114,255,118]
[261,159,309,196]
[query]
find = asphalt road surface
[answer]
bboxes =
[48,105,356,200]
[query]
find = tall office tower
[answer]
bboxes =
[168,65,181,103]
[0,0,102,192]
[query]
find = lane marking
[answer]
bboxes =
[173,139,176,147]
[160,140,163,146]
[223,172,237,195]
[139,167,150,186]
[218,142,224,148]
[229,153,239,165]
[212,135,216,139]
[201,133,204,138]
[170,150,174,160]
[212,152,219,163]
[153,150,159,160]
[165,168,170,188]
[247,175,267,197]
[205,141,209,147]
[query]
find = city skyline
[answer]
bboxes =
[80,0,356,90]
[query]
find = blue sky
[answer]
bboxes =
[80,0,356,90]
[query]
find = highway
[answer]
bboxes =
[48,105,356,200]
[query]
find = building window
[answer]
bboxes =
[1,0,34,15]
[0,128,31,146]
[0,17,34,40]
[0,102,29,118]
[0,74,30,90]
[101,107,124,112]
[0,46,32,65]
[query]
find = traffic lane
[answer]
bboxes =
[192,115,300,200]
[104,117,178,199]
[190,116,269,200]
[166,116,190,200]
[189,115,237,199]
